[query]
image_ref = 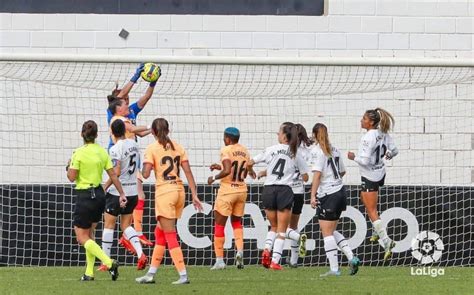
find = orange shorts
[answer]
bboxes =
[155,189,185,219]
[214,189,247,217]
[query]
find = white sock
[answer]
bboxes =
[271,233,285,264]
[285,228,300,242]
[124,226,143,257]
[101,228,114,257]
[290,239,299,265]
[148,266,157,275]
[264,231,276,250]
[179,270,187,278]
[333,231,354,261]
[323,235,339,272]
[216,257,224,264]
[372,219,390,247]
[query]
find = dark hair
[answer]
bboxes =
[312,123,332,157]
[281,122,299,158]
[107,83,122,102]
[111,119,126,138]
[365,108,394,133]
[108,98,123,115]
[295,123,312,147]
[81,120,98,143]
[224,133,240,143]
[151,118,175,150]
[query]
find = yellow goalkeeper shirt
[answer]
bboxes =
[69,143,113,189]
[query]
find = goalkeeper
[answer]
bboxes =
[106,63,160,247]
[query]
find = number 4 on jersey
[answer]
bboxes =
[272,158,286,180]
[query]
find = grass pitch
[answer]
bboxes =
[1,265,472,295]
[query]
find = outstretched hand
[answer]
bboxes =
[130,63,145,83]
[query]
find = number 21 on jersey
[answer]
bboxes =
[161,156,181,180]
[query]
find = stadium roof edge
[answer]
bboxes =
[0,54,473,67]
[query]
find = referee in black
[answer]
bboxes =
[66,120,127,281]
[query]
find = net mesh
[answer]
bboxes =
[0,61,472,267]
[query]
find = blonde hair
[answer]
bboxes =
[312,123,332,157]
[366,107,395,133]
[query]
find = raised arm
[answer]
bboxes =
[136,85,156,109]
[118,64,145,99]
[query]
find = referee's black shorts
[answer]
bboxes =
[73,186,106,229]
[316,187,347,221]
[105,193,138,216]
[262,185,294,211]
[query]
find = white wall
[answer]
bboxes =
[0,0,472,185]
[0,62,472,185]
[0,0,472,58]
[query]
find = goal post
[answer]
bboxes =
[0,54,472,267]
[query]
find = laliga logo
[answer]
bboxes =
[411,231,444,264]
[410,231,445,277]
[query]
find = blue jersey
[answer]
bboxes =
[107,102,142,149]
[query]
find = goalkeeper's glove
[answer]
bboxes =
[149,67,161,87]
[130,63,145,83]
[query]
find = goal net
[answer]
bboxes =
[0,56,472,268]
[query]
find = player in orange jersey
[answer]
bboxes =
[135,118,203,285]
[207,127,253,270]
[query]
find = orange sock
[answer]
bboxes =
[232,220,243,252]
[151,245,165,268]
[151,226,166,268]
[165,231,186,274]
[214,224,225,258]
[133,199,145,233]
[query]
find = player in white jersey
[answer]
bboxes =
[248,122,309,270]
[286,124,313,266]
[100,119,148,271]
[348,108,399,261]
[259,123,312,267]
[310,123,360,277]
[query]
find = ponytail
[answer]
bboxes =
[107,83,121,103]
[81,120,98,144]
[312,123,332,157]
[151,118,175,150]
[295,123,312,147]
[281,122,298,158]
[365,107,394,133]
[375,107,395,133]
